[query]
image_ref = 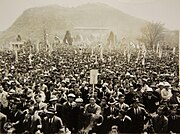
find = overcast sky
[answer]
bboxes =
[0,0,180,31]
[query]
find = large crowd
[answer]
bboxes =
[0,42,179,134]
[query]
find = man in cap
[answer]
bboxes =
[143,87,159,113]
[169,86,180,105]
[73,97,84,133]
[48,95,62,118]
[104,97,119,132]
[161,82,172,101]
[62,93,76,132]
[156,82,164,94]
[42,107,64,134]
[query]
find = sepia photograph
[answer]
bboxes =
[0,0,179,133]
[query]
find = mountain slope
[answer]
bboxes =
[0,3,147,44]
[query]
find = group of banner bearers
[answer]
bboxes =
[0,32,179,134]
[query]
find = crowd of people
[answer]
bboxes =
[0,43,179,134]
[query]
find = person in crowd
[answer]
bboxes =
[161,82,172,102]
[168,106,180,133]
[115,94,129,112]
[62,93,76,132]
[74,97,85,133]
[84,97,101,133]
[104,97,119,131]
[42,107,64,134]
[0,38,179,133]
[47,95,63,118]
[143,87,159,113]
[23,105,42,134]
[114,110,132,133]
[127,98,151,133]
[151,105,168,133]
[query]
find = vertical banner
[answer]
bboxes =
[15,50,18,63]
[36,41,39,53]
[156,42,159,53]
[90,69,98,85]
[172,47,176,55]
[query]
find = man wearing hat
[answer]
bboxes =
[104,97,119,132]
[62,93,76,132]
[169,87,180,105]
[42,107,64,134]
[48,95,62,118]
[161,82,172,101]
[73,97,84,133]
[156,82,164,94]
[127,98,151,133]
[143,87,159,113]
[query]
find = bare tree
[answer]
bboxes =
[138,22,164,49]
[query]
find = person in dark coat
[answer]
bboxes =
[47,95,62,118]
[169,87,180,105]
[114,110,132,133]
[151,105,168,133]
[62,93,76,132]
[0,112,7,133]
[42,107,64,134]
[73,97,85,133]
[104,97,119,132]
[22,105,42,134]
[168,106,180,133]
[127,98,151,133]
[6,102,24,133]
[142,87,159,113]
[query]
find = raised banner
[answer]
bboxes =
[90,69,98,84]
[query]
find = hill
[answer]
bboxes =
[0,3,147,45]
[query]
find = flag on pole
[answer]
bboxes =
[156,42,159,53]
[172,47,176,55]
[127,42,131,63]
[123,50,126,57]
[141,43,147,65]
[99,42,103,60]
[135,49,140,63]
[127,52,131,63]
[159,47,162,59]
[29,53,33,64]
[36,41,39,53]
[15,50,18,63]
[95,55,98,64]
[142,56,145,65]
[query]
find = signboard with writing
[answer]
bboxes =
[90,69,98,84]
